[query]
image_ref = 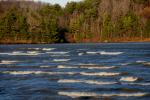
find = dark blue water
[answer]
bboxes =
[0,43,150,100]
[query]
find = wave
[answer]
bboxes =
[120,77,138,82]
[136,61,150,66]
[78,53,84,56]
[50,55,70,57]
[42,48,55,51]
[78,63,97,66]
[58,79,117,85]
[86,51,123,55]
[40,66,51,68]
[86,51,100,54]
[136,60,147,63]
[57,65,78,69]
[53,59,71,62]
[80,66,117,70]
[28,48,40,50]
[0,60,19,64]
[143,62,150,66]
[121,63,130,66]
[46,51,69,55]
[9,51,40,56]
[2,71,77,75]
[80,72,120,76]
[100,51,123,55]
[58,92,148,98]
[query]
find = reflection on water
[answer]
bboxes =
[0,43,150,100]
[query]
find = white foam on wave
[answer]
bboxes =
[100,51,123,55]
[121,63,130,66]
[0,60,19,64]
[58,92,148,98]
[58,79,117,85]
[80,66,117,70]
[143,62,150,66]
[42,48,55,51]
[120,77,138,82]
[40,66,51,68]
[86,51,99,54]
[57,65,78,69]
[80,72,120,76]
[78,53,84,56]
[46,51,69,55]
[2,71,77,75]
[136,60,147,63]
[53,59,71,62]
[9,51,40,56]
[28,48,40,50]
[86,51,123,55]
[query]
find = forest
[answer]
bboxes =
[0,0,150,43]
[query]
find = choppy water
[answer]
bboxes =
[0,43,150,100]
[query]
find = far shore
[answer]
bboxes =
[0,38,150,44]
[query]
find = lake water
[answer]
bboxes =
[0,43,150,100]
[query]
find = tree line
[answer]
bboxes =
[0,0,150,43]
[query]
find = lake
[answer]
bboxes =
[0,43,150,100]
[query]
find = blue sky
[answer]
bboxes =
[35,0,82,7]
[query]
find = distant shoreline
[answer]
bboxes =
[0,39,150,44]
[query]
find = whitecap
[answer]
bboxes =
[28,48,40,50]
[86,51,100,54]
[42,48,55,51]
[120,77,138,82]
[80,66,117,70]
[78,53,84,56]
[143,62,150,66]
[58,79,117,85]
[0,60,19,64]
[0,53,10,55]
[57,65,78,69]
[100,51,123,55]
[46,51,69,55]
[53,59,71,62]
[58,92,148,98]
[40,66,51,68]
[121,63,130,66]
[9,51,39,56]
[80,72,120,76]
[2,71,77,75]
[136,61,146,63]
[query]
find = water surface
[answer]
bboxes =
[0,43,150,100]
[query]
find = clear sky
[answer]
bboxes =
[35,0,82,7]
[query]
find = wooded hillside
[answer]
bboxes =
[0,0,150,43]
